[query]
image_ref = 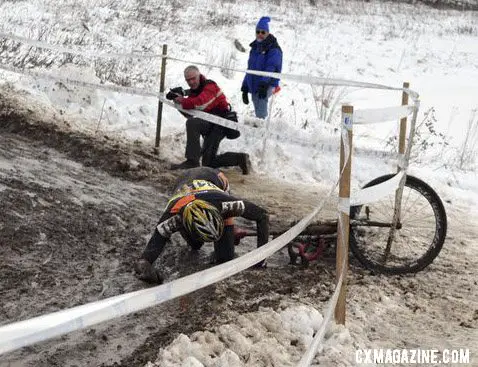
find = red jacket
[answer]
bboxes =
[180,75,229,114]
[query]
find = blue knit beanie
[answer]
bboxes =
[256,16,271,32]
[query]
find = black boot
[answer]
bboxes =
[210,153,251,175]
[170,159,199,170]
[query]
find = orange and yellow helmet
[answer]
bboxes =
[182,200,224,242]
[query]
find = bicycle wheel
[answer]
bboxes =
[349,174,447,274]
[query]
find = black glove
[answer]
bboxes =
[242,92,249,105]
[257,82,269,99]
[166,87,185,101]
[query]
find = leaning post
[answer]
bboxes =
[334,105,353,325]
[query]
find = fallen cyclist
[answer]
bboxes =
[134,167,269,284]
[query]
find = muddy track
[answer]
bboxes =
[0,92,342,367]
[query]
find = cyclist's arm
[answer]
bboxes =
[141,213,182,264]
[221,198,269,248]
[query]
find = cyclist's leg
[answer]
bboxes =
[214,224,235,263]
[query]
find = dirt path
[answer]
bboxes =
[0,94,338,367]
[0,93,476,366]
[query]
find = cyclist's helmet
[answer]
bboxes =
[182,200,224,242]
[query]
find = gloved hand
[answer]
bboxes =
[257,82,269,99]
[241,86,249,105]
[134,259,164,284]
[166,86,185,100]
[242,92,249,105]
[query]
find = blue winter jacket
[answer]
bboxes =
[241,34,282,94]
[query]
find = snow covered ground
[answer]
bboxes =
[0,0,477,366]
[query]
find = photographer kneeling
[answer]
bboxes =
[167,65,250,175]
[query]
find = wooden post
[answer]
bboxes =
[384,82,411,260]
[397,82,410,171]
[335,105,353,325]
[154,44,168,154]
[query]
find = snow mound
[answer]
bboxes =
[148,304,354,367]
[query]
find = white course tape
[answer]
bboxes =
[0,63,243,135]
[298,122,352,366]
[338,197,350,214]
[350,171,405,207]
[167,56,420,100]
[298,214,348,367]
[340,119,351,176]
[263,132,395,160]
[0,63,158,98]
[298,257,346,367]
[397,153,407,170]
[0,32,420,102]
[299,112,353,365]
[0,184,337,355]
[298,272,345,366]
[355,105,415,124]
[0,32,163,60]
[162,99,243,133]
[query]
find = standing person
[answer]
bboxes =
[167,65,250,175]
[241,16,283,119]
[134,167,269,283]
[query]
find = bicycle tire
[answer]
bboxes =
[349,174,447,274]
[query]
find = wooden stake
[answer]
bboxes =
[335,105,353,325]
[154,44,168,154]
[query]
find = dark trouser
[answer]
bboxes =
[185,118,213,162]
[185,117,244,168]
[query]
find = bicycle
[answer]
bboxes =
[239,174,447,275]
